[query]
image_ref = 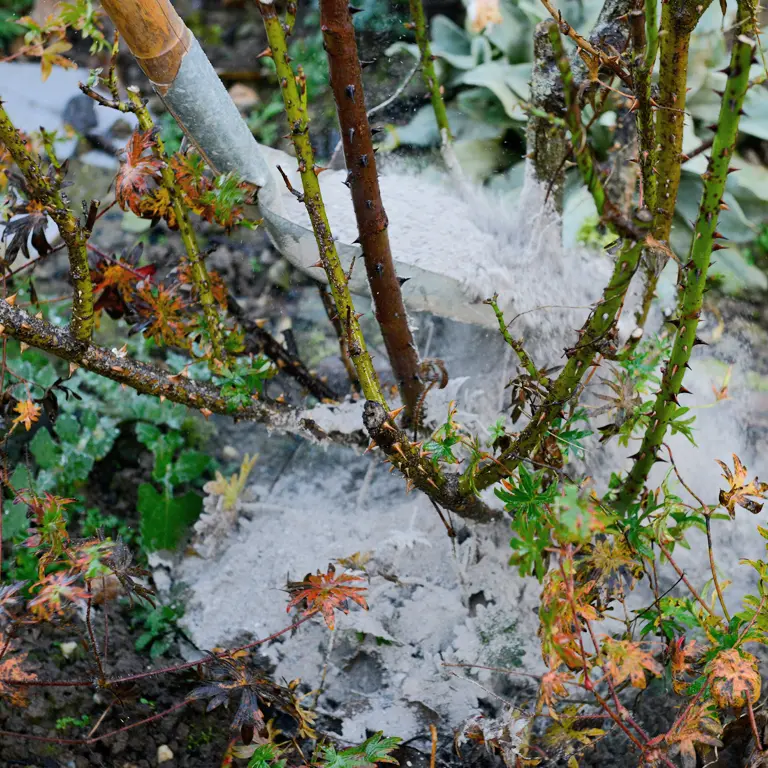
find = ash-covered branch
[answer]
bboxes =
[0,297,338,441]
[320,0,423,419]
[363,401,500,523]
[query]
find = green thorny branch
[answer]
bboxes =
[460,21,653,495]
[615,0,758,509]
[0,102,95,342]
[407,0,461,175]
[125,89,227,365]
[484,295,548,387]
[467,236,647,494]
[636,0,715,325]
[255,0,383,405]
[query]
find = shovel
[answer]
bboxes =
[97,0,580,332]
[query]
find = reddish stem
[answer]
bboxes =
[319,0,423,418]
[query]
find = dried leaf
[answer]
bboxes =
[716,454,768,518]
[601,637,662,690]
[12,399,41,432]
[665,700,722,768]
[707,649,761,709]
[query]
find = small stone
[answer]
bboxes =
[228,83,259,111]
[157,744,174,764]
[222,445,240,461]
[60,641,78,659]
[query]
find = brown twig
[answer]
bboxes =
[320,0,423,420]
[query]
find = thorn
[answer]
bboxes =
[427,478,439,490]
[397,276,411,286]
[388,406,405,420]
[159,395,166,403]
[354,312,364,320]
[313,165,328,175]
[392,442,406,459]
[343,170,353,188]
[712,89,724,97]
[19,341,28,354]
[5,293,17,306]
[69,362,79,376]
[257,47,273,59]
[254,318,269,328]
[200,408,213,420]
[727,166,740,174]
[693,336,708,346]
[360,154,369,167]
[310,260,324,269]
[0,324,4,335]
[711,243,729,251]
[348,4,363,13]
[364,439,377,454]
[345,84,356,99]
[712,230,728,240]
[381,422,396,432]
[360,59,375,68]
[405,479,414,493]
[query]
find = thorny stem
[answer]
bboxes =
[0,102,95,342]
[637,0,715,325]
[85,586,107,686]
[616,0,755,507]
[408,0,460,175]
[255,0,385,406]
[126,89,226,365]
[466,235,646,494]
[539,0,632,86]
[320,0,423,419]
[629,0,658,216]
[484,295,547,386]
[318,283,359,391]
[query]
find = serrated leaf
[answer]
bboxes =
[138,484,202,552]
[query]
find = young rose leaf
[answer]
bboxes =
[12,399,41,432]
[286,563,368,630]
[115,130,165,218]
[601,637,662,690]
[706,648,761,709]
[716,454,768,518]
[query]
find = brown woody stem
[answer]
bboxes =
[320,0,423,419]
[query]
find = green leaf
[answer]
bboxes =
[138,484,202,552]
[30,427,60,470]
[170,451,214,486]
[135,422,162,448]
[54,413,81,444]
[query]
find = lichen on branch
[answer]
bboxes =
[0,101,95,342]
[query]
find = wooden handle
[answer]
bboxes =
[100,0,192,89]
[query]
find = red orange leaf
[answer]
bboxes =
[286,563,368,630]
[115,130,165,218]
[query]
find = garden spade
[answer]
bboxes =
[98,0,589,332]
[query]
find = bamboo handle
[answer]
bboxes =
[100,0,192,90]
